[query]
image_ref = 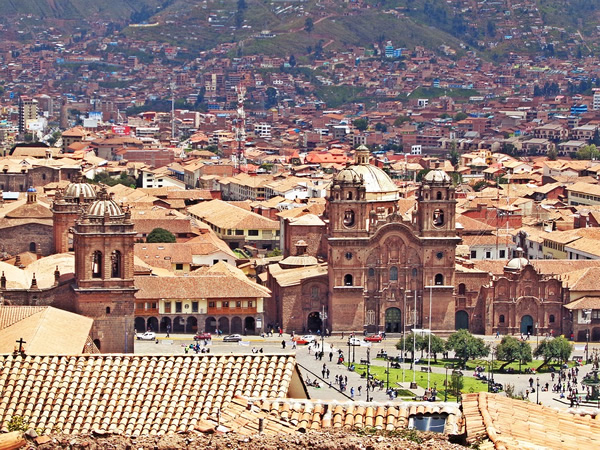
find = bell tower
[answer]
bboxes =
[72,187,136,353]
[416,169,460,331]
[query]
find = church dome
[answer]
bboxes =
[87,198,123,217]
[63,174,96,200]
[333,146,399,201]
[505,257,529,271]
[423,169,451,184]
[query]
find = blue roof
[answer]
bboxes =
[27,186,36,192]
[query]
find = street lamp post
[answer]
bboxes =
[427,283,432,391]
[366,348,371,402]
[536,377,540,404]
[536,322,539,347]
[347,339,350,368]
[386,357,390,390]
[586,329,590,364]
[403,289,408,384]
[320,305,326,352]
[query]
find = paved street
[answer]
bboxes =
[135,333,600,410]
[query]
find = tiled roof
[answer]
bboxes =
[564,296,600,310]
[188,200,279,230]
[0,306,46,331]
[0,354,298,435]
[463,392,600,448]
[197,397,462,436]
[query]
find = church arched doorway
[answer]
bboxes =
[385,307,402,333]
[186,316,197,333]
[455,310,469,330]
[160,317,172,333]
[134,317,145,334]
[231,316,243,334]
[520,315,534,335]
[245,317,256,334]
[307,312,322,334]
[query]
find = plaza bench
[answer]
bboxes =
[360,358,370,365]
[420,367,432,373]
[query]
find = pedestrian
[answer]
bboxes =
[358,385,362,396]
[329,351,333,362]
[322,368,326,378]
[341,332,344,340]
[166,324,170,338]
[345,375,348,385]
[292,340,297,350]
[326,368,330,379]
[282,340,286,349]
[350,387,355,399]
[325,328,329,337]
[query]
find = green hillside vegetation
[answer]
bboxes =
[0,0,164,20]
[407,87,480,100]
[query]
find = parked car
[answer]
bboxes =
[348,337,361,346]
[194,332,212,341]
[293,335,316,345]
[223,334,243,342]
[136,331,156,341]
[364,334,383,342]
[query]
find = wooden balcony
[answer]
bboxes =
[135,308,159,316]
[207,306,257,315]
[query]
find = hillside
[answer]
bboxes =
[4,0,600,59]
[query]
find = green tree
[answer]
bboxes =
[547,147,558,161]
[416,169,432,182]
[395,332,426,363]
[495,336,533,370]
[374,122,387,132]
[146,228,176,243]
[353,118,368,131]
[450,370,464,398]
[429,334,446,363]
[304,17,314,33]
[265,87,278,108]
[534,336,573,371]
[394,115,411,126]
[449,141,460,167]
[454,112,468,121]
[446,329,490,367]
[266,248,282,257]
[576,144,600,160]
[473,180,489,192]
[288,54,297,67]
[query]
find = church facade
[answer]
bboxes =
[268,147,461,335]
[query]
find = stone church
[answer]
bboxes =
[268,146,460,334]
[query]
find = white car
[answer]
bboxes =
[348,337,361,346]
[136,331,156,341]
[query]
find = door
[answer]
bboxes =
[455,310,469,330]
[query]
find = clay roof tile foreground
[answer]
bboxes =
[463,392,600,449]
[0,354,300,436]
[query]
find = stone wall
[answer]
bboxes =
[0,222,53,256]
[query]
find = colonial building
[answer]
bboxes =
[267,146,460,334]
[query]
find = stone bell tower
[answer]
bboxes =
[72,187,136,353]
[416,168,460,332]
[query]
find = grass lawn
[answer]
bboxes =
[349,363,489,402]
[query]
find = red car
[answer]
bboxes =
[364,334,383,343]
[194,332,212,341]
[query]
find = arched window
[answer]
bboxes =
[390,266,398,281]
[111,250,122,278]
[343,210,355,227]
[549,314,555,323]
[433,209,445,227]
[368,268,375,277]
[347,191,353,200]
[458,283,466,295]
[436,191,442,200]
[106,307,111,314]
[434,273,444,285]
[412,268,418,278]
[344,274,353,286]
[499,314,505,323]
[92,251,103,278]
[29,242,36,252]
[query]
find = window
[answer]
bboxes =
[213,259,219,265]
[248,301,254,308]
[92,251,103,278]
[248,230,259,236]
[458,283,466,295]
[106,307,111,314]
[485,251,491,259]
[343,210,355,227]
[432,209,444,227]
[409,415,447,433]
[499,314,505,323]
[29,242,36,252]
[209,301,216,308]
[368,268,375,277]
[344,274,353,286]
[434,273,444,285]
[235,229,244,235]
[175,263,184,270]
[499,250,506,259]
[223,301,229,308]
[175,302,182,313]
[192,301,198,313]
[345,252,353,260]
[236,301,242,308]
[111,250,121,278]
[412,268,418,278]
[470,250,477,259]
[165,302,171,313]
[311,286,319,299]
[390,266,398,281]
[549,314,555,323]
[436,191,442,200]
